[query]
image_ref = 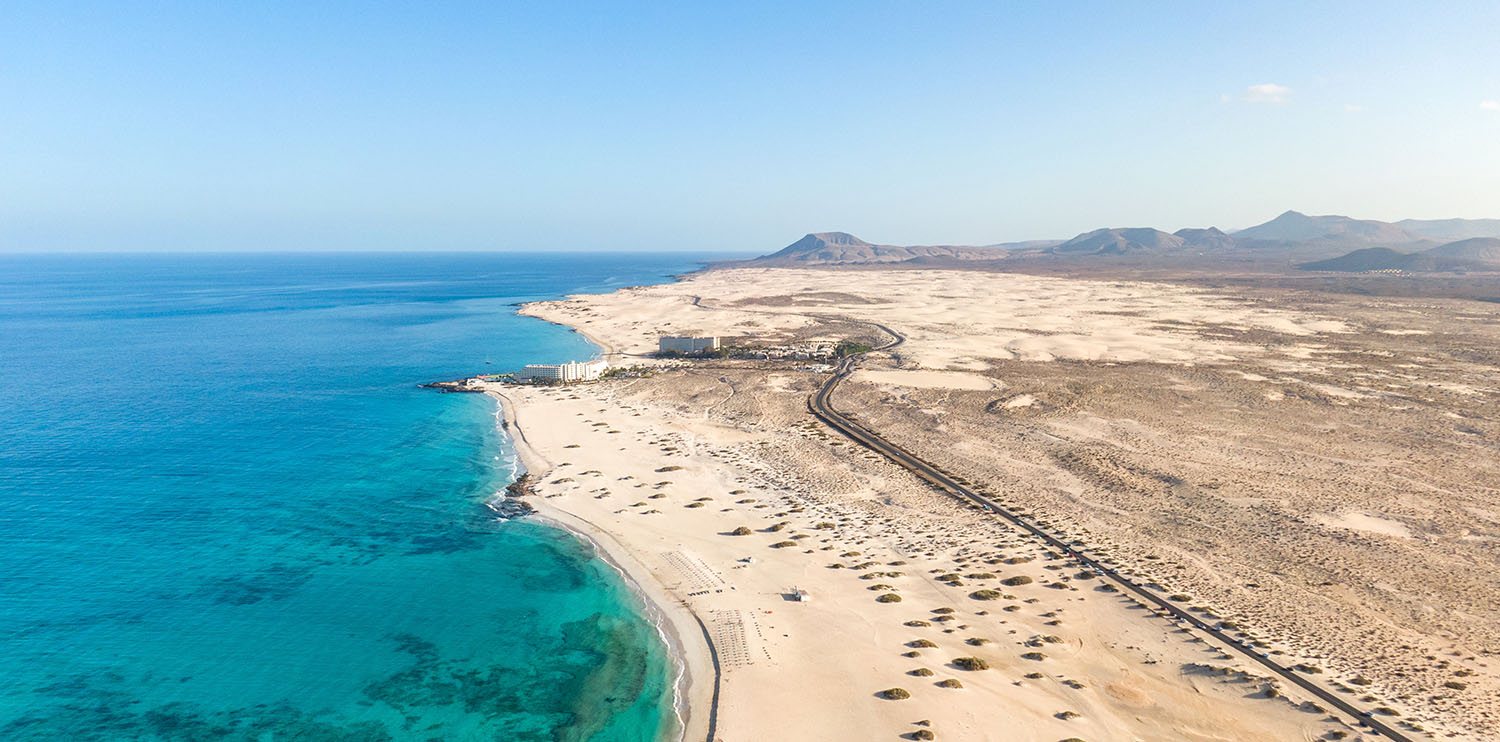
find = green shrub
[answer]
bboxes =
[876,593,903,603]
[970,590,1003,601]
[953,657,989,671]
[730,526,752,536]
[880,687,910,700]
[771,540,797,548]
[909,668,934,677]
[936,679,962,688]
[908,639,937,648]
[1002,576,1033,587]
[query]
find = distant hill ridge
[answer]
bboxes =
[1298,237,1500,272]
[1047,226,1235,255]
[743,212,1500,270]
[753,232,998,265]
[1234,210,1426,245]
[1396,218,1500,241]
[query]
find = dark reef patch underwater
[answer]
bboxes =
[0,253,704,741]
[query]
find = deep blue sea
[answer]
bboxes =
[0,252,712,741]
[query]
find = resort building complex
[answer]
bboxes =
[658,336,721,354]
[515,359,608,383]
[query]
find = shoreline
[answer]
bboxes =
[488,389,714,742]
[467,265,1491,740]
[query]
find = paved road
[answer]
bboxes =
[808,330,1411,741]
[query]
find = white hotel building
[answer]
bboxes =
[515,359,608,383]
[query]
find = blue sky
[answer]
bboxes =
[2,1,1497,252]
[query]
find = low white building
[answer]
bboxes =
[516,359,608,383]
[658,336,721,354]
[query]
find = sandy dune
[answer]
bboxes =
[501,266,1500,740]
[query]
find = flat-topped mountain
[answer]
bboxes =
[1396,218,1500,241]
[1236,210,1425,245]
[1298,237,1500,272]
[749,232,996,265]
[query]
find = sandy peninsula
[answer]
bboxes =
[482,266,1500,742]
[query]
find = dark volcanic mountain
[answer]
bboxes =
[1236,210,1425,245]
[1297,248,1443,272]
[1298,238,1500,272]
[1423,237,1500,263]
[1048,228,1183,255]
[1173,227,1237,250]
[748,232,998,266]
[1396,218,1500,241]
[1046,226,1235,256]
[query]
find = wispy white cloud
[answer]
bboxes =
[1482,100,1500,111]
[1344,103,1363,113]
[1245,83,1291,104]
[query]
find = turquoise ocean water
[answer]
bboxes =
[0,252,711,741]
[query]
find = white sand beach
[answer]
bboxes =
[467,266,1500,740]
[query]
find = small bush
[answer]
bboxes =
[931,607,955,614]
[730,526,752,536]
[685,502,705,508]
[1021,652,1046,661]
[880,687,910,700]
[908,639,937,648]
[1002,576,1033,587]
[877,593,903,603]
[911,731,934,740]
[953,657,989,671]
[771,541,797,548]
[965,637,991,646]
[655,466,683,472]
[909,668,934,677]
[936,679,962,688]
[1443,681,1467,690]
[970,590,1003,601]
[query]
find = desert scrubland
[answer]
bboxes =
[504,267,1500,741]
